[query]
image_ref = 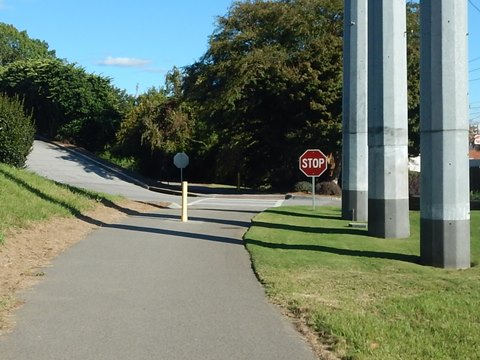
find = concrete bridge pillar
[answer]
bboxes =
[367,0,410,238]
[342,0,368,222]
[420,0,471,269]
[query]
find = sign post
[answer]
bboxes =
[174,152,190,222]
[299,149,328,210]
[181,181,188,222]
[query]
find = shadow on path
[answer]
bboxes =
[105,223,243,246]
[132,212,252,228]
[58,152,119,181]
[62,184,148,216]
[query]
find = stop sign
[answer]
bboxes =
[299,149,328,177]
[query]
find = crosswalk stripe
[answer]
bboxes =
[187,198,284,208]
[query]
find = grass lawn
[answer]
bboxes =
[0,163,117,243]
[244,206,480,359]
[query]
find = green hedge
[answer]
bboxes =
[0,93,35,167]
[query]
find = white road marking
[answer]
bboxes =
[188,198,284,209]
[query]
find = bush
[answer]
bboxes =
[316,181,342,196]
[294,181,312,193]
[409,171,420,196]
[0,94,35,167]
[471,191,480,201]
[471,167,480,192]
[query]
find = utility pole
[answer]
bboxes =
[342,0,368,222]
[367,0,410,238]
[420,0,470,268]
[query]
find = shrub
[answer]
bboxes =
[409,171,420,196]
[294,181,312,193]
[316,181,342,196]
[0,94,35,167]
[471,191,480,201]
[471,167,480,192]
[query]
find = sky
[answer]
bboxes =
[471,0,480,123]
[0,0,234,95]
[1,0,480,122]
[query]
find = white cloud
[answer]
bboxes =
[98,56,152,68]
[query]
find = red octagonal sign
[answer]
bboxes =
[299,149,328,177]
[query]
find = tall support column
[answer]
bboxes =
[420,0,470,269]
[342,0,368,222]
[367,1,410,238]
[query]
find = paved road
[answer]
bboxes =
[0,207,317,360]
[0,140,341,359]
[26,140,180,204]
[25,140,324,210]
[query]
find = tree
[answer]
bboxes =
[406,1,420,156]
[0,58,123,151]
[184,0,344,189]
[115,76,195,177]
[0,23,56,66]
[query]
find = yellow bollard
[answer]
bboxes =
[181,181,188,222]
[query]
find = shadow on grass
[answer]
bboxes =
[246,238,420,264]
[249,214,419,264]
[264,208,342,220]
[0,168,105,227]
[252,220,367,236]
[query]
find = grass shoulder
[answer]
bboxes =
[244,206,480,359]
[0,162,120,243]
[0,163,166,334]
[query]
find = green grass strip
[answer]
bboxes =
[0,163,118,243]
[244,206,480,359]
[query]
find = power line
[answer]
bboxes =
[469,0,480,13]
[470,57,480,63]
[470,77,480,82]
[471,67,480,73]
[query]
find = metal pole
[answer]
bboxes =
[181,181,188,222]
[312,177,316,211]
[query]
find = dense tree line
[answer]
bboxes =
[0,22,131,155]
[184,0,344,188]
[114,68,196,177]
[0,23,56,65]
[183,0,419,189]
[0,58,128,151]
[0,1,421,190]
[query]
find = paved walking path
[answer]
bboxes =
[0,207,317,360]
